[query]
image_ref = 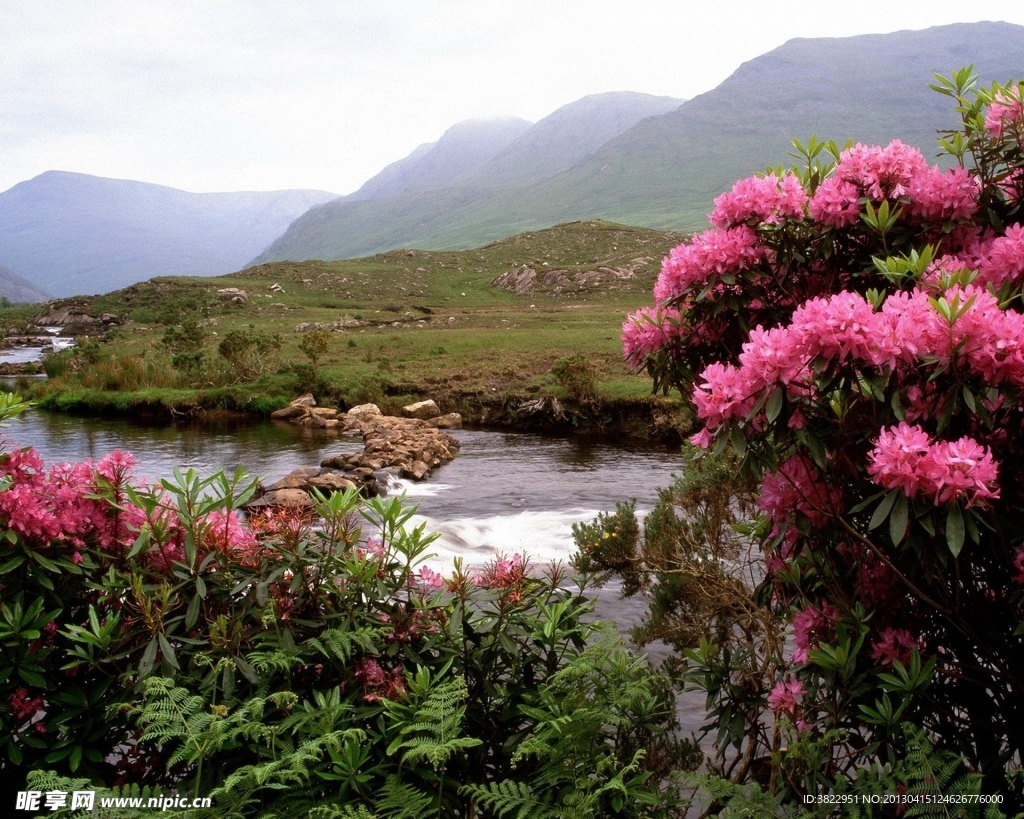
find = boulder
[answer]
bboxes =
[264,466,320,492]
[250,487,314,509]
[217,287,248,303]
[307,473,357,493]
[348,403,382,419]
[428,412,463,429]
[402,399,440,420]
[270,393,318,420]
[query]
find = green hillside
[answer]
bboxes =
[255,21,1024,262]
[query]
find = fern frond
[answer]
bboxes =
[386,673,482,771]
[460,780,559,819]
[372,775,433,818]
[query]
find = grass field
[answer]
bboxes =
[19,221,693,436]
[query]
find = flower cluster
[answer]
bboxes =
[622,306,685,368]
[652,225,766,304]
[985,87,1024,139]
[0,448,143,556]
[869,627,921,667]
[867,423,999,507]
[354,657,407,703]
[689,282,1024,439]
[767,677,805,721]
[710,172,808,229]
[791,602,837,665]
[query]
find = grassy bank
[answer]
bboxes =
[19,220,692,439]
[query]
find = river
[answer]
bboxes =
[0,408,685,570]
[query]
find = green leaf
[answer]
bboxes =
[0,553,26,574]
[157,634,179,670]
[869,490,899,530]
[18,666,47,687]
[765,388,784,423]
[946,503,965,557]
[889,494,909,546]
[138,637,159,678]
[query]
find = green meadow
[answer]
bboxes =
[21,220,690,434]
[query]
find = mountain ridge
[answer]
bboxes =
[255,21,1024,264]
[0,171,338,297]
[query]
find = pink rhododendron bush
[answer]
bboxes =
[623,68,1024,803]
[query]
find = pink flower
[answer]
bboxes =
[870,627,921,667]
[834,140,928,201]
[791,602,837,664]
[974,223,1024,290]
[867,422,933,497]
[767,677,805,719]
[710,172,807,229]
[418,566,445,590]
[759,455,841,531]
[622,306,685,367]
[96,450,136,487]
[985,89,1024,139]
[868,423,999,507]
[653,225,766,303]
[1012,550,1024,585]
[809,176,861,227]
[906,166,980,222]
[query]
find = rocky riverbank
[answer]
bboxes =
[251,395,462,507]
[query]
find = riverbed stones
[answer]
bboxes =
[255,396,461,509]
[428,412,463,429]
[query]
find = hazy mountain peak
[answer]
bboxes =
[0,264,52,303]
[455,90,687,188]
[348,116,533,201]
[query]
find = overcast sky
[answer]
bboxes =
[4,1,1024,196]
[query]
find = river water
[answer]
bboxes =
[1,409,685,570]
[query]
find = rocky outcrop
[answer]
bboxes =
[217,287,248,303]
[491,261,646,294]
[257,396,462,508]
[28,303,123,336]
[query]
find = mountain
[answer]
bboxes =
[255,21,1024,264]
[255,90,685,263]
[348,116,532,200]
[453,92,686,189]
[0,172,338,297]
[0,264,51,303]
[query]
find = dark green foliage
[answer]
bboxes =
[299,328,332,370]
[551,353,598,403]
[217,325,282,381]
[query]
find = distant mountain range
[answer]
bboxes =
[0,173,337,297]
[0,264,51,303]
[255,21,1024,264]
[3,21,1023,298]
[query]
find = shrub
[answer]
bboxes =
[298,327,331,370]
[621,68,1024,807]
[551,352,598,403]
[217,326,282,382]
